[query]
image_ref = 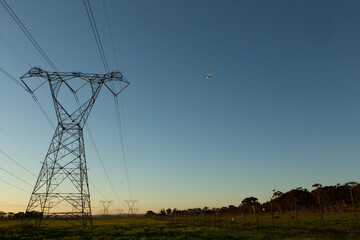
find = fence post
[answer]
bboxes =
[271,202,274,229]
[244,210,247,226]
[226,212,229,230]
[256,208,260,231]
[318,193,326,239]
[350,187,360,238]
[219,212,222,229]
[214,212,217,227]
[270,202,275,237]
[294,197,299,227]
[234,207,237,230]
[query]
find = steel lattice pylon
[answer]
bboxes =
[125,200,137,216]
[20,67,129,226]
[100,200,113,216]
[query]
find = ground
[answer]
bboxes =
[0,214,358,239]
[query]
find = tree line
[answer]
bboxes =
[0,211,43,219]
[146,182,360,217]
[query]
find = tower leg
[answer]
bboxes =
[24,124,92,226]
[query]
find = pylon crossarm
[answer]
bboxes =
[116,83,129,96]
[76,81,90,92]
[32,80,47,92]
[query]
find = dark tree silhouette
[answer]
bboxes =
[166,208,172,215]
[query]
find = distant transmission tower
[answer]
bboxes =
[21,67,129,226]
[100,200,113,216]
[116,208,124,216]
[125,200,138,216]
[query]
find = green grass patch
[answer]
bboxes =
[0,214,358,239]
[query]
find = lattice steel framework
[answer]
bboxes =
[20,67,129,226]
[125,200,137,216]
[100,200,113,216]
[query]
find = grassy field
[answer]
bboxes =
[0,214,358,239]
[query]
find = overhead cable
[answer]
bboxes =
[114,97,132,200]
[89,179,108,200]
[102,0,119,71]
[0,165,33,187]
[0,0,58,72]
[102,0,133,199]
[86,124,123,203]
[0,1,57,128]
[73,94,121,204]
[0,33,31,67]
[0,65,26,90]
[0,127,38,161]
[0,201,26,207]
[0,178,30,193]
[83,0,109,73]
[1,1,113,206]
[0,149,36,178]
[82,0,124,203]
[0,66,56,129]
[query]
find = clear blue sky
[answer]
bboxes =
[0,0,360,214]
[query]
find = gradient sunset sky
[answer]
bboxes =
[1,0,360,214]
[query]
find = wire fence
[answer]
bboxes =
[148,185,360,239]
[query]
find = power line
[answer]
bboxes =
[0,127,38,162]
[97,0,133,200]
[0,138,113,200]
[0,33,31,67]
[89,179,107,201]
[0,65,56,129]
[0,1,120,211]
[102,0,119,71]
[33,98,56,129]
[101,0,131,187]
[82,0,125,203]
[0,1,56,129]
[0,178,30,193]
[0,149,36,178]
[0,65,26,90]
[0,27,53,103]
[0,165,33,187]
[73,94,122,204]
[0,0,58,72]
[86,124,122,203]
[0,127,109,205]
[83,0,109,73]
[0,201,26,207]
[0,120,107,212]
[114,97,132,200]
[118,95,132,198]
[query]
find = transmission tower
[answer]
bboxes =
[125,200,137,216]
[116,208,124,216]
[100,200,113,216]
[21,67,129,226]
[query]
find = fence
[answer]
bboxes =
[149,186,360,239]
